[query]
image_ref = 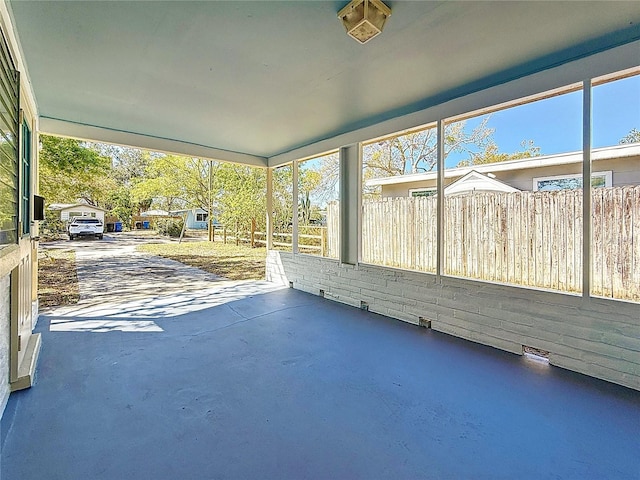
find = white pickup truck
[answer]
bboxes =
[68,217,104,240]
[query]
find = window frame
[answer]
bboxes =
[20,117,31,237]
[409,187,437,198]
[532,171,612,191]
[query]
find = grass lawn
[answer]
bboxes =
[38,249,80,308]
[137,241,267,280]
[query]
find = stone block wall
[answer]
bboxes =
[267,251,640,390]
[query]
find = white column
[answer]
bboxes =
[582,80,592,301]
[266,167,273,250]
[436,120,445,281]
[339,144,361,265]
[292,161,299,254]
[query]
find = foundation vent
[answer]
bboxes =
[523,345,550,364]
[418,317,432,329]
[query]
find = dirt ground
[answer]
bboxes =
[38,249,80,308]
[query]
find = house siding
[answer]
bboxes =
[266,251,640,391]
[60,207,105,222]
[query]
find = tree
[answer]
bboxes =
[132,155,219,212]
[364,118,493,180]
[39,135,114,206]
[620,128,640,144]
[358,119,496,198]
[456,140,541,167]
[133,155,269,239]
[215,164,266,233]
[272,165,294,231]
[88,143,155,221]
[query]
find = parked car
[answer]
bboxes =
[68,217,104,240]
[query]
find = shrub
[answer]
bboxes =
[156,218,184,237]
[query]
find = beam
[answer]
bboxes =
[40,117,268,167]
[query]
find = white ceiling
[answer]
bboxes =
[8,1,640,164]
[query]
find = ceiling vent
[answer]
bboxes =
[338,0,391,44]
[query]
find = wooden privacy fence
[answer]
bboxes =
[358,187,640,302]
[222,206,340,259]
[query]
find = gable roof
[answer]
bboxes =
[444,171,520,195]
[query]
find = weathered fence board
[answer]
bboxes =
[353,187,639,302]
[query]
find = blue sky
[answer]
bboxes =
[445,74,639,168]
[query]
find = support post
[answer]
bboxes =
[292,161,299,253]
[266,168,273,250]
[339,144,361,265]
[208,159,214,242]
[321,228,327,257]
[251,218,256,248]
[436,120,445,281]
[582,79,592,302]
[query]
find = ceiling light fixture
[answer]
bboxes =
[338,0,391,45]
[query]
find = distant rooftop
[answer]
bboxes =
[366,143,640,187]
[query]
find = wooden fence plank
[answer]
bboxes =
[350,188,636,302]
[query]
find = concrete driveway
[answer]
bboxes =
[40,233,281,322]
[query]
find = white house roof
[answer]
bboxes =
[367,143,640,187]
[444,171,520,195]
[170,208,207,215]
[8,1,640,165]
[48,203,107,212]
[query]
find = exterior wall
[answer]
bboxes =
[381,155,640,197]
[186,211,208,230]
[0,0,41,420]
[0,274,10,414]
[267,250,640,391]
[60,207,105,222]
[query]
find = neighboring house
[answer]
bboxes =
[133,210,172,229]
[171,208,218,230]
[49,202,107,222]
[368,143,640,198]
[140,209,170,217]
[443,171,519,196]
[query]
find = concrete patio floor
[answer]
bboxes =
[2,236,639,479]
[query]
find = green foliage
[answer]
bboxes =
[134,156,267,236]
[39,135,114,206]
[132,155,215,212]
[620,128,640,144]
[106,186,134,226]
[89,143,153,219]
[272,165,293,231]
[216,164,266,232]
[156,218,184,237]
[456,140,541,167]
[40,208,66,239]
[0,140,17,236]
